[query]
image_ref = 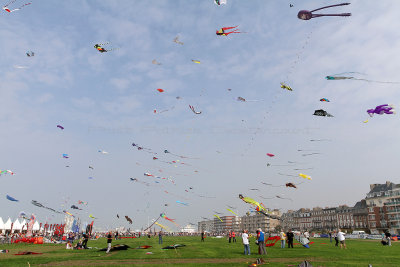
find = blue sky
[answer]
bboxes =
[1,0,400,230]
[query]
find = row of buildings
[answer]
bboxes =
[198,210,282,234]
[282,181,400,234]
[198,181,400,235]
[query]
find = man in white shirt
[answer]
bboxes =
[242,230,250,255]
[304,230,310,241]
[337,229,346,249]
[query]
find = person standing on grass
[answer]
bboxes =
[242,230,250,255]
[158,231,163,244]
[286,229,294,248]
[106,232,112,253]
[385,231,392,246]
[329,232,332,243]
[280,230,286,248]
[337,229,346,249]
[257,228,266,255]
[232,231,236,243]
[228,231,232,243]
[334,231,339,247]
[201,231,205,242]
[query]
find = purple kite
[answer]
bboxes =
[57,125,64,130]
[367,104,395,117]
[298,3,351,20]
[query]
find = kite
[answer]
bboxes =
[154,106,175,114]
[161,213,179,226]
[78,200,87,205]
[326,73,400,84]
[189,105,202,114]
[176,200,188,206]
[144,172,175,184]
[298,3,351,20]
[214,215,223,222]
[62,154,69,159]
[299,173,312,180]
[201,217,209,220]
[157,88,164,93]
[237,96,261,102]
[290,4,293,7]
[152,59,162,65]
[227,208,238,216]
[26,51,34,57]
[63,210,74,216]
[98,150,108,154]
[89,214,97,219]
[216,26,244,36]
[214,211,223,215]
[0,170,14,175]
[239,194,265,211]
[31,200,62,214]
[57,125,64,130]
[134,245,152,249]
[164,149,196,159]
[320,98,330,102]
[89,166,94,170]
[310,139,331,142]
[154,222,170,230]
[132,143,156,154]
[363,119,369,123]
[191,60,201,64]
[286,183,298,189]
[214,0,226,5]
[367,104,395,117]
[6,195,18,202]
[266,153,275,157]
[302,153,321,156]
[125,216,133,224]
[276,195,293,201]
[99,244,130,252]
[2,0,31,13]
[173,36,184,45]
[94,43,118,53]
[70,205,82,210]
[162,244,186,249]
[130,178,151,187]
[313,109,333,117]
[280,82,293,91]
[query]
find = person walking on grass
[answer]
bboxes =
[385,231,392,246]
[337,229,346,249]
[286,229,294,248]
[158,231,163,244]
[201,231,205,242]
[333,231,339,247]
[242,230,250,255]
[106,232,112,253]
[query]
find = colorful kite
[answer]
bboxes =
[94,42,118,53]
[173,36,184,45]
[57,125,64,130]
[214,0,227,5]
[216,26,244,36]
[98,150,108,154]
[227,208,238,216]
[132,143,156,154]
[313,109,333,117]
[152,59,162,65]
[367,104,395,117]
[239,194,265,211]
[89,214,97,219]
[161,213,179,226]
[191,60,201,64]
[176,200,188,206]
[299,173,312,180]
[155,222,170,230]
[320,98,330,102]
[63,210,74,217]
[280,82,293,91]
[214,214,223,222]
[6,195,18,202]
[2,0,31,13]
[26,51,34,57]
[0,170,14,175]
[189,105,202,114]
[298,3,351,20]
[78,200,87,205]
[62,154,69,159]
[326,73,400,84]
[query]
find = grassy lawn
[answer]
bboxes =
[0,237,398,266]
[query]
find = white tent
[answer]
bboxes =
[0,217,4,233]
[33,221,40,231]
[21,219,27,231]
[4,218,12,231]
[13,218,21,232]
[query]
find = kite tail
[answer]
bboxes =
[221,26,239,30]
[4,0,17,7]
[18,2,31,9]
[313,13,351,18]
[310,3,350,12]
[355,78,400,84]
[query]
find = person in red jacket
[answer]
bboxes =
[232,231,236,243]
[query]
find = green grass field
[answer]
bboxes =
[0,237,398,266]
